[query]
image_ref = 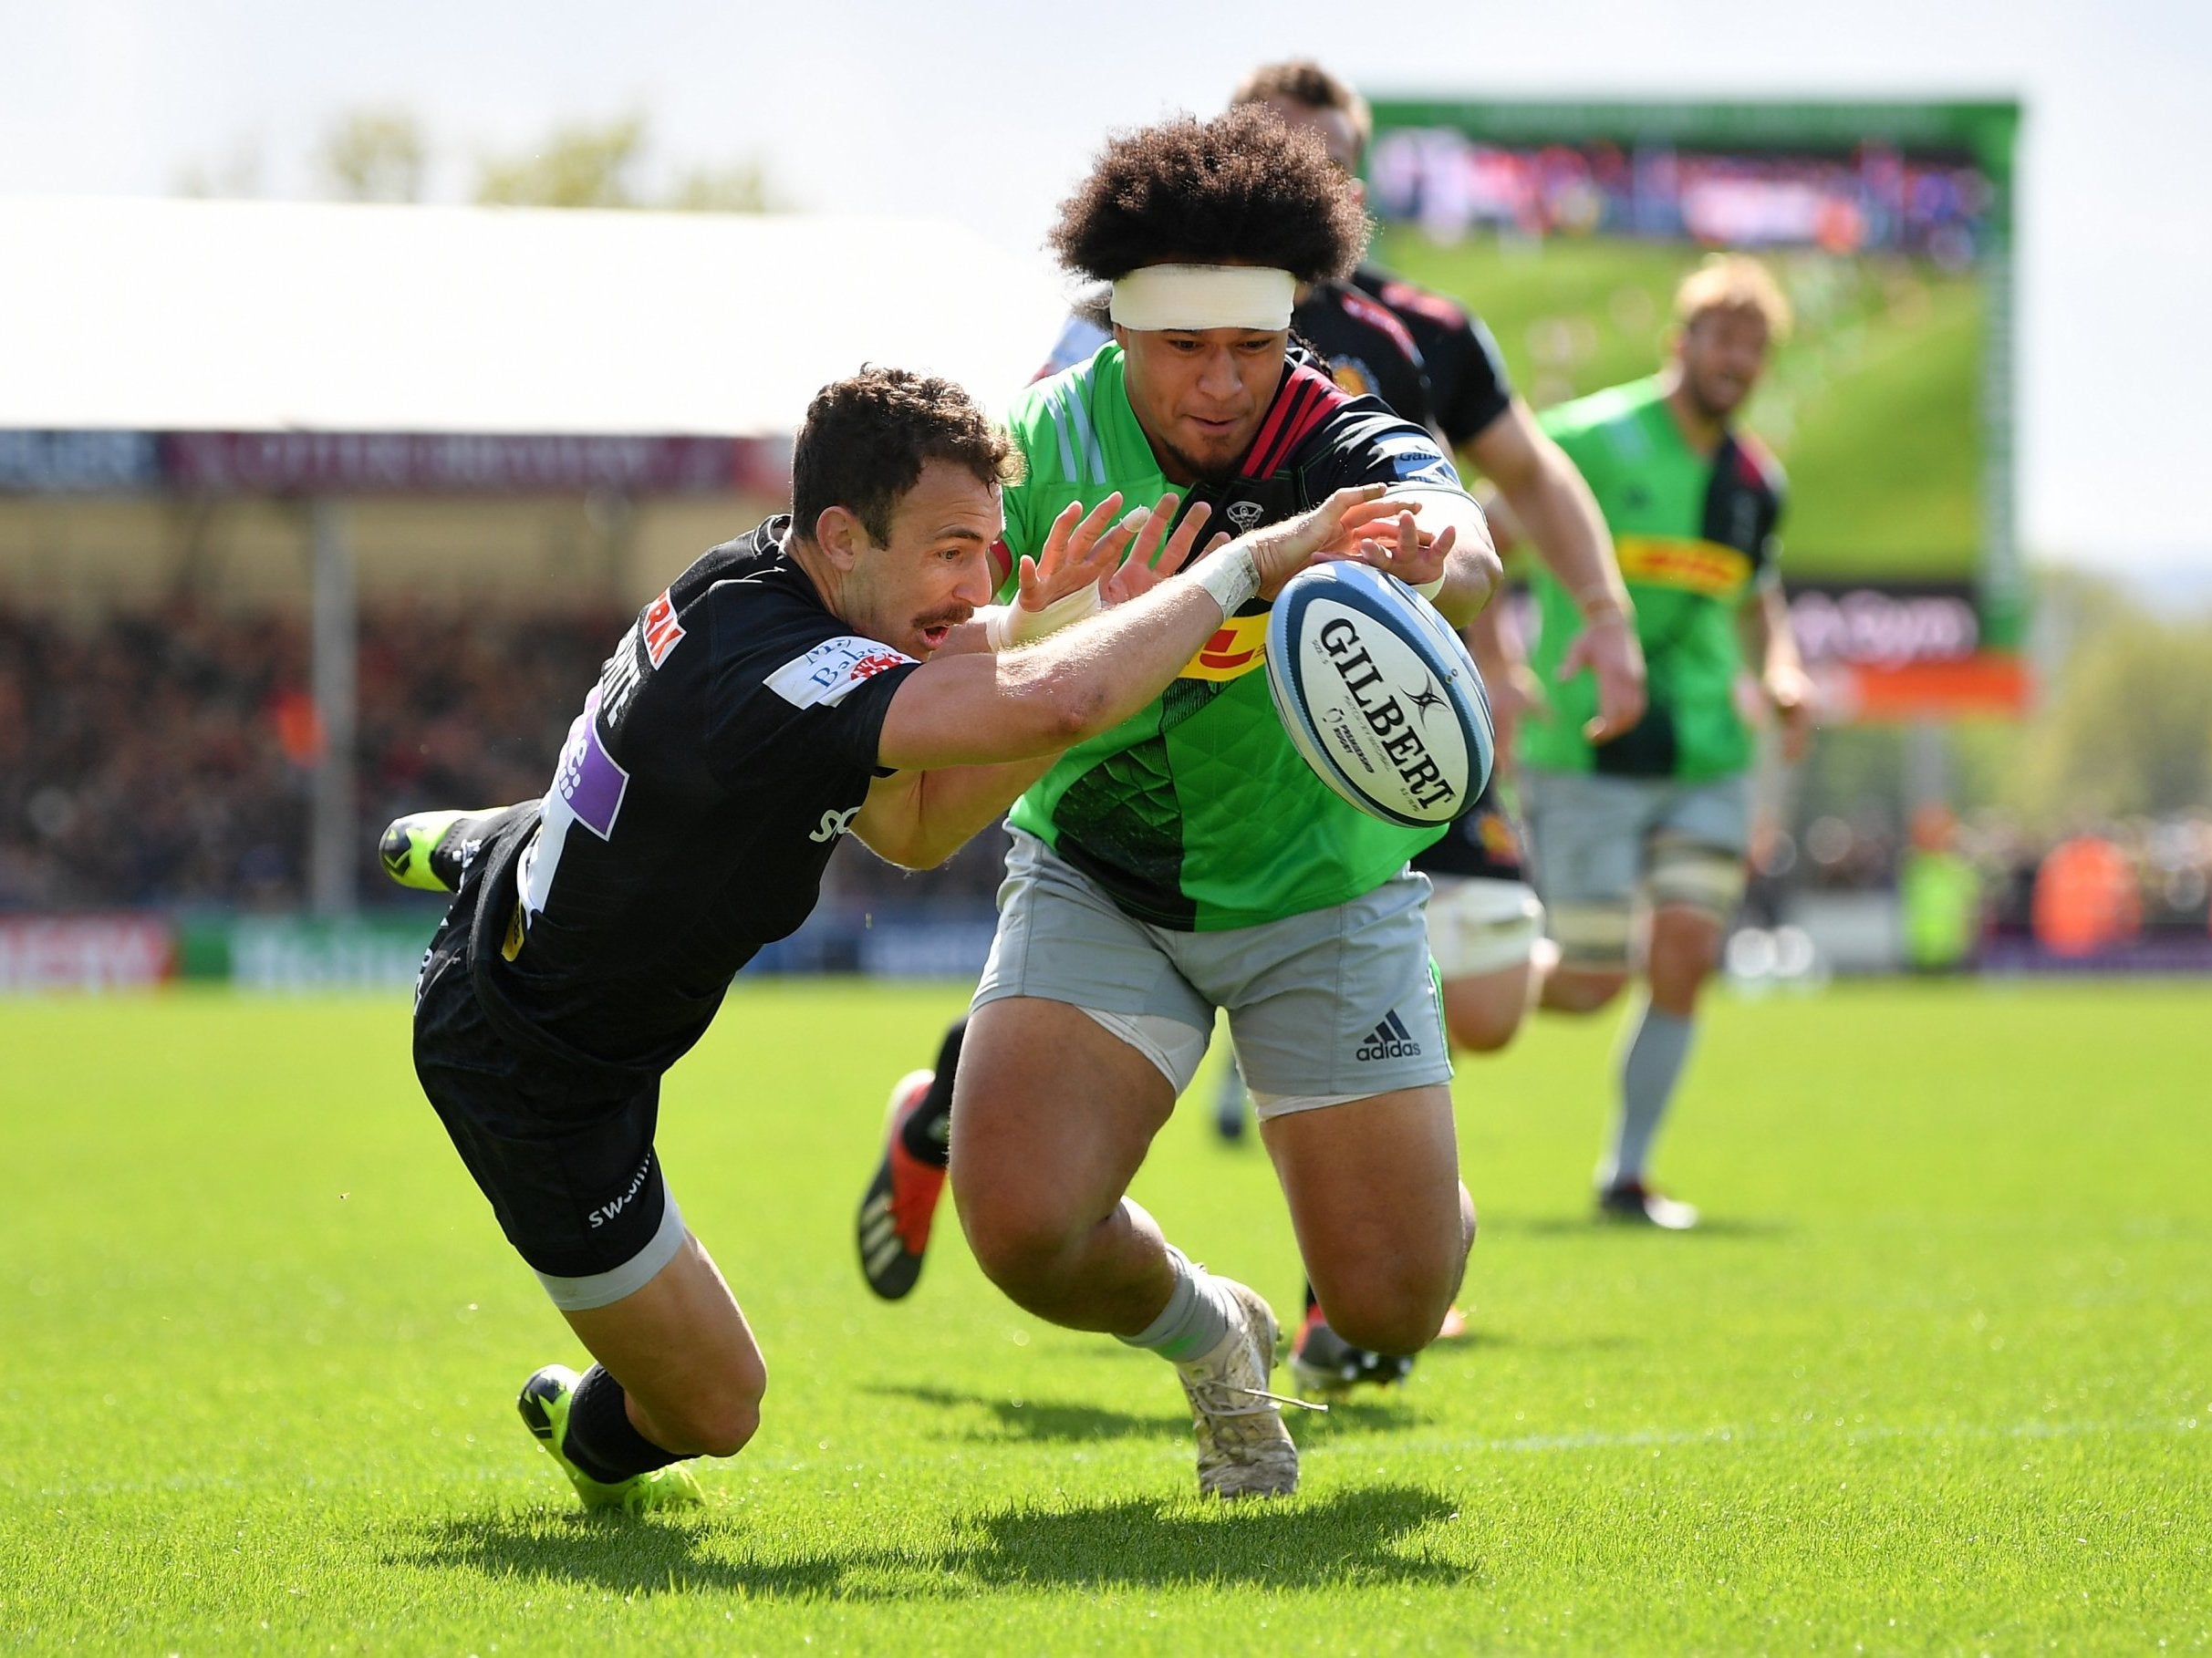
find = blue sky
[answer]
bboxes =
[4,0,2205,575]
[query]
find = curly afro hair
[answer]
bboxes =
[1047,105,1367,286]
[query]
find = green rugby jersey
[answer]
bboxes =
[1000,342,1467,930]
[1523,376,1786,782]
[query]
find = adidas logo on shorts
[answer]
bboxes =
[1355,1010,1422,1062]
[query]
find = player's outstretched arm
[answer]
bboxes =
[874,486,1400,775]
[1469,401,1646,742]
[851,498,1230,868]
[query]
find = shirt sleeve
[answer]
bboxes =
[1431,314,1514,450]
[704,598,924,780]
[1303,399,1466,497]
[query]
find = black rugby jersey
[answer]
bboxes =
[1291,279,1438,431]
[1351,265,1515,451]
[470,517,921,1073]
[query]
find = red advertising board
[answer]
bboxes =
[0,916,176,991]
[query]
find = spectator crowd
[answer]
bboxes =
[4,603,2206,965]
[0,601,1009,916]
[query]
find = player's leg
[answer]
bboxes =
[950,831,1296,1497]
[1597,776,1752,1228]
[547,1233,766,1459]
[856,1015,964,1299]
[1430,876,1549,1052]
[951,995,1186,1332]
[1193,870,1465,1394]
[416,932,738,1513]
[379,803,529,893]
[1264,1083,1473,1350]
[1521,769,1643,1015]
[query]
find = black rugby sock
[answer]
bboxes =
[898,1017,964,1171]
[561,1364,686,1484]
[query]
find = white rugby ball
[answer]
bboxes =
[1264,561,1493,827]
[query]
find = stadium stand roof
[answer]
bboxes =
[0,197,1065,437]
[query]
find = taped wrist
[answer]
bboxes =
[1192,545,1260,617]
[980,580,1104,650]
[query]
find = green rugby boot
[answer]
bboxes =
[378,807,501,893]
[515,1363,704,1516]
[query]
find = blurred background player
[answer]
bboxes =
[1499,255,1815,1227]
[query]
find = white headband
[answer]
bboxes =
[1107,264,1296,332]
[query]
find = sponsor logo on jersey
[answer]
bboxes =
[766,636,917,709]
[1328,357,1378,399]
[1355,1010,1422,1062]
[1615,535,1753,599]
[1181,609,1269,682]
[1316,617,1457,812]
[809,804,862,844]
[639,588,686,668]
[551,685,629,840]
[1224,499,1265,534]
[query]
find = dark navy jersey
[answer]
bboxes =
[1351,264,1515,451]
[1291,279,1438,433]
[473,517,920,1073]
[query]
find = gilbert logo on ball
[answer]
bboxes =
[1264,561,1493,828]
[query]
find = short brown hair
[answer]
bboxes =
[1230,60,1372,166]
[1048,105,1368,285]
[790,367,1020,545]
[1675,254,1794,341]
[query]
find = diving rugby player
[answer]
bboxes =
[400,366,1405,1512]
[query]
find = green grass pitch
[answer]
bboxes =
[2,979,2206,1653]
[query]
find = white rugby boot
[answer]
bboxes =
[1173,1278,1299,1499]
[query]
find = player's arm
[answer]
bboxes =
[849,757,1057,870]
[873,486,1415,773]
[1466,401,1646,742]
[1737,575,1815,763]
[852,495,1231,867]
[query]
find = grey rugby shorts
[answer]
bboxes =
[1521,768,1753,964]
[972,831,1451,1115]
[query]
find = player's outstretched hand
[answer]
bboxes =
[1346,503,1457,594]
[1013,492,1137,616]
[1242,484,1412,596]
[1561,615,1648,744]
[1102,495,1227,606]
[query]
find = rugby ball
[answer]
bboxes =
[1264,562,1493,827]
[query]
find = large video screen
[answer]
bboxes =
[1366,100,2019,660]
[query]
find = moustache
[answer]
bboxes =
[916,602,974,632]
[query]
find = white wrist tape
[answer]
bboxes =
[981,581,1104,650]
[1412,575,1446,601]
[1192,544,1261,617]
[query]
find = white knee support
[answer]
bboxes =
[1426,878,1545,979]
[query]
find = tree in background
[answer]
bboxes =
[322,109,428,204]
[2009,605,2212,824]
[471,114,775,212]
[473,114,649,209]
